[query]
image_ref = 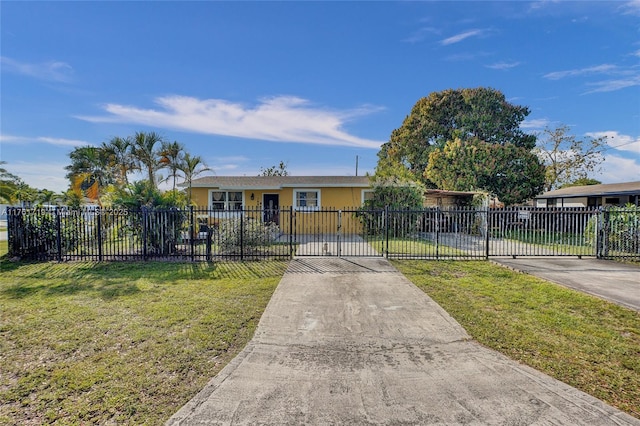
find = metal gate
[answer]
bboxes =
[292,208,383,257]
[289,207,638,261]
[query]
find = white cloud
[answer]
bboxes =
[521,118,551,130]
[585,131,640,155]
[0,134,90,147]
[0,56,74,83]
[543,64,617,80]
[403,27,439,43]
[77,95,385,149]
[619,0,640,16]
[486,61,521,70]
[543,63,640,94]
[596,154,640,183]
[583,75,640,93]
[3,161,69,193]
[440,29,488,46]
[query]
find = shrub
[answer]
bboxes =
[218,218,279,254]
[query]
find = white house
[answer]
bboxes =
[535,181,640,208]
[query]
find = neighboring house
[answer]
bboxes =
[535,181,640,208]
[423,189,478,208]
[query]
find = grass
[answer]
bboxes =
[0,259,287,425]
[369,237,471,258]
[499,230,595,256]
[393,260,640,419]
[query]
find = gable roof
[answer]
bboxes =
[187,175,371,190]
[536,181,640,199]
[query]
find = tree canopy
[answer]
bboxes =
[377,87,536,185]
[425,138,545,206]
[260,161,289,176]
[65,131,211,207]
[534,125,607,192]
[376,87,545,205]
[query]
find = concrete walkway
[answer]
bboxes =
[167,257,639,425]
[493,257,640,312]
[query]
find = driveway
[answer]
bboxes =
[167,257,638,425]
[493,257,640,312]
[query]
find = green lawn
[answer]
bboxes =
[369,237,471,258]
[0,260,287,425]
[393,260,640,419]
[3,256,639,422]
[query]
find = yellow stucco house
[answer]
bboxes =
[187,175,373,234]
[189,175,372,209]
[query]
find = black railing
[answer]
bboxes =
[6,206,639,262]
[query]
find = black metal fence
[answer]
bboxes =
[6,206,640,262]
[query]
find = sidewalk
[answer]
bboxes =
[167,257,639,425]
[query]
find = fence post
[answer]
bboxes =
[337,210,342,257]
[289,207,294,259]
[142,207,148,261]
[55,207,62,262]
[189,206,195,262]
[435,207,440,260]
[97,210,103,262]
[384,205,389,258]
[485,207,490,259]
[240,213,244,261]
[600,209,610,259]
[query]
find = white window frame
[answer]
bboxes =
[361,189,374,205]
[293,189,321,211]
[209,190,244,211]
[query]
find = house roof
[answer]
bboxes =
[536,181,640,199]
[187,175,371,190]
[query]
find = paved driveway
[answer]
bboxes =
[493,257,640,312]
[167,257,638,425]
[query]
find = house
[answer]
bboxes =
[535,181,640,208]
[188,175,372,210]
[187,175,372,233]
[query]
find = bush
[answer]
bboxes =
[358,177,425,237]
[7,207,81,260]
[584,205,640,255]
[218,218,279,254]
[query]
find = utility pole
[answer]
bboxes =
[355,155,359,176]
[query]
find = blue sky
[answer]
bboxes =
[1,1,639,194]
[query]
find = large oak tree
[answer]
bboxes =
[377,87,536,185]
[425,138,545,206]
[377,87,545,204]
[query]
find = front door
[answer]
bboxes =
[263,194,280,224]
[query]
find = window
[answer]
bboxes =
[605,197,620,205]
[210,191,243,210]
[294,189,320,210]
[362,190,374,205]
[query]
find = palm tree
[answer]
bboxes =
[102,136,135,186]
[179,153,212,205]
[65,145,112,204]
[131,131,164,189]
[13,183,38,208]
[159,140,185,190]
[0,162,21,203]
[36,189,59,206]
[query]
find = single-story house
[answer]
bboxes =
[535,181,640,208]
[188,175,372,210]
[187,176,372,234]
